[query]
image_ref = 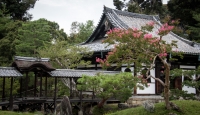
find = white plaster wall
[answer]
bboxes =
[150,68,155,82]
[180,65,196,94]
[137,83,155,94]
[182,74,196,94]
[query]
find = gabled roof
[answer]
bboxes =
[12,56,55,72]
[0,67,23,77]
[49,69,120,78]
[81,6,200,54]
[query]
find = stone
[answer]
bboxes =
[142,100,155,112]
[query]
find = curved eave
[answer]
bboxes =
[82,13,106,44]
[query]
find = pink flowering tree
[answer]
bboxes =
[96,21,180,109]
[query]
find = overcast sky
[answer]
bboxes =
[28,0,169,34]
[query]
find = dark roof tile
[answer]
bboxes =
[49,69,120,78]
[0,67,23,77]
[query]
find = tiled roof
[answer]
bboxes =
[49,69,120,78]
[12,56,55,71]
[82,6,200,55]
[0,67,23,77]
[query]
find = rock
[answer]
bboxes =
[142,100,155,112]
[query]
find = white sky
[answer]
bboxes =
[29,0,169,34]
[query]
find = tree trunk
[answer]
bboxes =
[97,98,109,108]
[164,64,171,109]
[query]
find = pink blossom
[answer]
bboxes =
[163,53,167,57]
[96,57,100,63]
[132,28,138,31]
[144,33,152,39]
[147,21,155,26]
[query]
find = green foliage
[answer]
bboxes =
[69,20,95,44]
[0,78,20,97]
[167,0,200,41]
[77,72,144,102]
[15,18,67,57]
[0,18,22,65]
[0,111,43,115]
[169,89,195,101]
[113,0,166,17]
[171,66,200,94]
[188,14,200,42]
[0,0,38,21]
[38,40,92,69]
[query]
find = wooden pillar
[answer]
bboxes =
[20,76,22,97]
[54,77,57,112]
[44,76,48,113]
[9,77,13,111]
[70,78,72,98]
[2,77,5,101]
[34,72,37,97]
[45,76,47,97]
[2,77,6,110]
[25,72,28,97]
[40,73,42,97]
[80,90,82,109]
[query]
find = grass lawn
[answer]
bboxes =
[0,111,43,115]
[1,100,200,115]
[105,100,200,115]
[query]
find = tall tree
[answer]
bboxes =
[0,9,22,65]
[0,0,38,21]
[167,0,200,41]
[15,18,67,57]
[96,21,179,109]
[113,0,166,17]
[188,14,200,42]
[69,20,95,44]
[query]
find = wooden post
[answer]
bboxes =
[34,72,37,97]
[54,77,57,112]
[25,72,28,97]
[9,77,13,111]
[44,76,47,113]
[40,73,42,97]
[70,78,72,98]
[2,77,5,101]
[45,76,47,97]
[20,76,22,97]
[2,77,6,110]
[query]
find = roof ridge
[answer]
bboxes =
[14,56,50,62]
[104,6,159,20]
